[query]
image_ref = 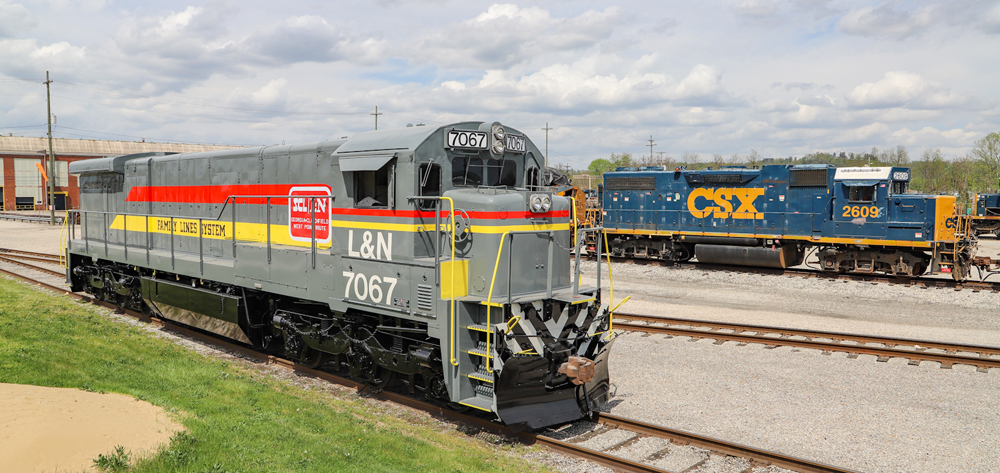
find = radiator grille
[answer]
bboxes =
[703,173,744,184]
[790,169,828,187]
[417,284,434,311]
[605,176,655,190]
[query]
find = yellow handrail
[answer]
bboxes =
[59,211,69,268]
[485,231,510,373]
[602,230,615,340]
[440,197,459,367]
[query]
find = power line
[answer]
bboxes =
[52,125,257,147]
[59,83,366,116]
[0,124,47,130]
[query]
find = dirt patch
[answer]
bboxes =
[0,383,182,472]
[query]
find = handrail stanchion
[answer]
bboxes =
[103,212,108,257]
[123,211,128,261]
[546,230,554,299]
[267,197,272,264]
[232,198,237,258]
[84,211,89,253]
[311,196,316,269]
[170,216,175,270]
[199,217,204,275]
[145,215,150,264]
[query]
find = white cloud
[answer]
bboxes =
[411,4,622,69]
[847,71,969,110]
[0,2,36,38]
[733,0,781,21]
[0,38,86,70]
[836,1,932,39]
[982,3,1000,34]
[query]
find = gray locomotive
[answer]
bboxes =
[65,121,614,429]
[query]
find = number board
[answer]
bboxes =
[447,130,489,150]
[505,134,527,153]
[892,172,909,181]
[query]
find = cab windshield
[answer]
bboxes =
[452,157,516,187]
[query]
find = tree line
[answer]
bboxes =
[581,132,1000,211]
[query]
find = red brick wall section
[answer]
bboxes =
[0,153,102,211]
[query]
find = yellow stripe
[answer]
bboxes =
[458,401,493,412]
[110,215,569,247]
[603,228,935,248]
[108,215,332,249]
[330,220,571,233]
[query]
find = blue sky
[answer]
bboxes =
[1,0,998,169]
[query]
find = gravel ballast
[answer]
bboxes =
[580,257,1000,473]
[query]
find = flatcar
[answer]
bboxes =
[598,164,978,280]
[65,121,615,430]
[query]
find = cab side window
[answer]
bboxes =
[418,163,441,210]
[848,185,875,203]
[355,162,394,208]
[525,166,540,189]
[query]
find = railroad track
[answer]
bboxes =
[0,264,859,473]
[614,312,1000,372]
[0,254,64,278]
[0,247,62,261]
[583,253,1000,293]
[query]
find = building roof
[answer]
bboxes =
[0,136,243,157]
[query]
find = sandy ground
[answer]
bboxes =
[1,220,183,472]
[0,383,181,473]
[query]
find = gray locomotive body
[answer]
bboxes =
[66,121,614,429]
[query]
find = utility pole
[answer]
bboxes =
[541,122,552,168]
[370,106,382,130]
[44,71,55,225]
[647,136,656,164]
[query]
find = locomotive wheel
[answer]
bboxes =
[295,348,326,369]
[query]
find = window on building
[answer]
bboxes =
[13,158,43,203]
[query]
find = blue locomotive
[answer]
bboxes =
[600,164,977,280]
[972,193,1000,235]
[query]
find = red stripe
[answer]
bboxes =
[126,184,330,206]
[125,185,569,219]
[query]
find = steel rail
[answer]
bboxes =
[0,266,866,473]
[586,254,1000,293]
[0,247,61,259]
[614,313,1000,370]
[0,255,64,278]
[594,413,858,473]
[0,253,62,264]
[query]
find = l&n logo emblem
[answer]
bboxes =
[288,186,333,243]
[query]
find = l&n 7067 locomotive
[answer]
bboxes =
[66,121,615,430]
[600,164,978,280]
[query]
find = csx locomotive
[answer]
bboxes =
[65,121,614,429]
[600,164,978,280]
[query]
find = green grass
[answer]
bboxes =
[0,278,551,473]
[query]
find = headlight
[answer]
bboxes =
[530,194,544,213]
[530,194,551,213]
[492,124,505,141]
[492,139,505,154]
